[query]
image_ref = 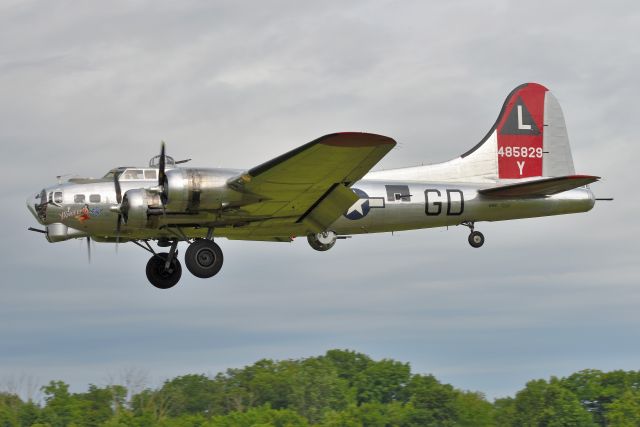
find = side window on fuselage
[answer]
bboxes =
[89,194,101,203]
[74,194,85,203]
[54,191,63,204]
[144,170,157,180]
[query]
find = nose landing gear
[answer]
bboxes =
[462,221,485,248]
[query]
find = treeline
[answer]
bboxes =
[1,350,639,426]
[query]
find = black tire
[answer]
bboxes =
[145,253,182,289]
[184,239,224,278]
[307,232,337,252]
[468,231,485,248]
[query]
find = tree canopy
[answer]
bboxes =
[0,350,637,426]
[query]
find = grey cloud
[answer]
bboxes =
[1,0,637,399]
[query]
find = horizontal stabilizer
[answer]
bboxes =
[478,175,599,198]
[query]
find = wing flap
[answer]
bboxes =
[296,183,359,232]
[478,175,599,198]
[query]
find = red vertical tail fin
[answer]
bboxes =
[462,82,576,181]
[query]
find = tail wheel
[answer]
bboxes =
[185,239,224,278]
[146,252,182,289]
[468,231,485,248]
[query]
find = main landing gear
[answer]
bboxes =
[462,221,485,248]
[135,236,224,289]
[184,239,224,278]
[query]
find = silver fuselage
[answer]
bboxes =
[27,167,595,243]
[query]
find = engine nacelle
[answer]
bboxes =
[162,168,242,212]
[46,223,87,242]
[121,189,162,228]
[307,231,337,251]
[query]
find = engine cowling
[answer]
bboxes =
[162,168,242,212]
[121,189,162,228]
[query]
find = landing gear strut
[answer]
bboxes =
[462,221,485,248]
[145,241,182,289]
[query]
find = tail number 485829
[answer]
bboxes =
[498,146,543,158]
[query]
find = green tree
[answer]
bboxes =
[561,369,640,424]
[353,359,411,405]
[403,374,459,425]
[494,396,517,426]
[157,374,220,417]
[131,387,174,423]
[454,391,494,426]
[0,392,21,427]
[323,350,373,385]
[321,401,411,427]
[512,378,595,426]
[605,389,640,426]
[234,359,292,411]
[73,384,123,426]
[208,405,309,427]
[40,380,78,427]
[18,400,41,427]
[286,357,351,423]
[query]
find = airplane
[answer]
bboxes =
[27,82,604,289]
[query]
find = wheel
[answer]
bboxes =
[307,231,337,251]
[184,239,224,278]
[145,252,182,289]
[468,231,485,248]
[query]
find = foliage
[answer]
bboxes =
[1,351,639,426]
[509,378,595,426]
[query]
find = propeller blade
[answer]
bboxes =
[113,172,123,253]
[158,141,166,188]
[157,141,169,209]
[86,236,91,264]
[114,173,122,204]
[116,213,121,254]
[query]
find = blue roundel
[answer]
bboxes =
[344,188,370,220]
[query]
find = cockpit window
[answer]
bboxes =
[54,191,63,204]
[144,170,157,180]
[122,169,144,180]
[102,168,125,180]
[48,192,53,203]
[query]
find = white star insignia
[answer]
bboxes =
[347,198,368,216]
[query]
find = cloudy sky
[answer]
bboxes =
[1,0,638,400]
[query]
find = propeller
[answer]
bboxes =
[114,172,123,251]
[156,142,169,219]
[158,141,167,204]
[86,236,91,263]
